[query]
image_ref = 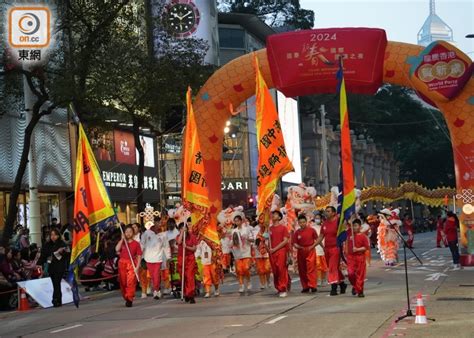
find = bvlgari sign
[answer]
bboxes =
[221,180,250,191]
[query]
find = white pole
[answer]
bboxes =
[181,229,187,301]
[453,195,456,214]
[118,225,140,282]
[23,65,41,244]
[320,105,330,194]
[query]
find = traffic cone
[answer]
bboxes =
[415,293,427,324]
[18,288,30,311]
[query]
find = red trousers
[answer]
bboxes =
[146,262,162,292]
[407,231,414,248]
[270,249,289,292]
[325,246,344,284]
[118,260,138,302]
[297,249,317,289]
[347,254,366,294]
[178,254,196,298]
[436,229,447,247]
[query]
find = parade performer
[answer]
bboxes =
[444,211,461,269]
[436,215,447,248]
[220,226,233,273]
[403,214,415,249]
[177,221,198,304]
[268,210,290,298]
[141,221,171,300]
[367,213,379,248]
[232,214,254,293]
[377,209,401,266]
[116,225,142,307]
[254,216,271,289]
[347,219,370,297]
[314,206,347,296]
[312,213,328,286]
[293,214,318,293]
[195,239,220,298]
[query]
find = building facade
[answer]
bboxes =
[301,113,400,195]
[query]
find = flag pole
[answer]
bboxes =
[181,228,187,301]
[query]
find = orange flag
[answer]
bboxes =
[254,54,294,215]
[182,87,219,244]
[69,123,117,306]
[182,87,209,208]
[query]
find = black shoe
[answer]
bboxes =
[339,282,347,294]
[184,297,190,303]
[85,287,90,292]
[310,288,318,293]
[125,300,133,307]
[330,284,338,296]
[189,298,196,304]
[301,288,310,293]
[351,288,357,296]
[358,293,365,298]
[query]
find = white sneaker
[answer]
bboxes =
[260,285,266,290]
[153,290,160,299]
[247,283,252,291]
[238,285,245,293]
[214,290,220,297]
[204,292,210,298]
[141,293,147,299]
[279,292,287,298]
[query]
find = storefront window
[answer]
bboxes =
[38,193,60,227]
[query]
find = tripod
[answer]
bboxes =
[382,216,423,322]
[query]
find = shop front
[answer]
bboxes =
[89,127,160,223]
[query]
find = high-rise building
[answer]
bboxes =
[417,0,455,46]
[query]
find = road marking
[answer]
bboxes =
[266,315,287,324]
[425,272,448,281]
[152,313,168,320]
[51,324,83,333]
[227,324,244,327]
[291,278,300,283]
[228,282,239,286]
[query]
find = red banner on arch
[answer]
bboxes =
[266,28,387,97]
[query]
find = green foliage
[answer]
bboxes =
[218,0,314,30]
[300,85,455,188]
[50,0,212,130]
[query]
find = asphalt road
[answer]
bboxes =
[1,231,473,338]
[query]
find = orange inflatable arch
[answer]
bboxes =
[190,30,474,265]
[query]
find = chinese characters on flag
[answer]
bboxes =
[254,54,295,215]
[182,87,219,244]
